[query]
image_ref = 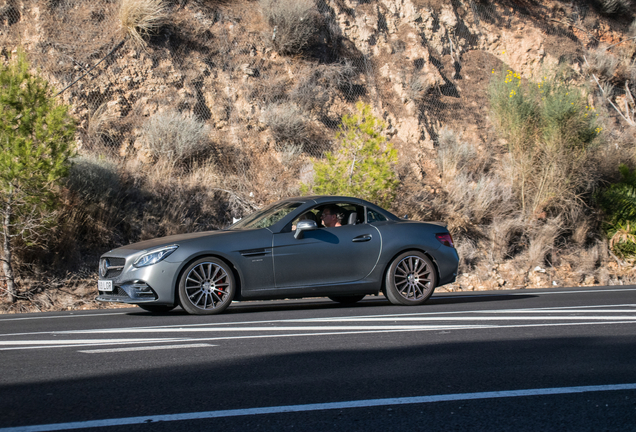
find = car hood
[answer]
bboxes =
[106,229,235,254]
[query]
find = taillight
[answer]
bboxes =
[436,233,454,248]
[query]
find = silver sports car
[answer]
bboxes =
[97,196,459,315]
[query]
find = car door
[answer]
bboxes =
[272,223,381,288]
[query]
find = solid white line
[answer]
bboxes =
[78,343,215,353]
[52,316,636,335]
[436,288,636,298]
[0,338,188,346]
[0,312,128,322]
[510,288,636,295]
[2,383,635,431]
[0,338,194,351]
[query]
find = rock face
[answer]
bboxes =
[1,0,630,158]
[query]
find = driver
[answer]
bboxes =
[320,205,344,228]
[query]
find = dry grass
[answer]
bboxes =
[119,0,168,46]
[405,71,432,103]
[583,46,619,81]
[487,216,526,262]
[525,218,563,269]
[290,61,356,113]
[141,110,211,165]
[433,128,510,235]
[259,0,320,54]
[442,173,514,234]
[599,0,635,13]
[261,103,310,148]
[86,103,120,148]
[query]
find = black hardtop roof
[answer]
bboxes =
[278,196,399,220]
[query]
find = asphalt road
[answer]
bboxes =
[1,286,636,431]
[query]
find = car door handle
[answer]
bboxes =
[352,235,372,242]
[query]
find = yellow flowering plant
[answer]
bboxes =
[489,67,602,216]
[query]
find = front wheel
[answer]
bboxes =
[384,251,436,306]
[178,257,236,315]
[328,295,365,304]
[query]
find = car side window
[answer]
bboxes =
[367,209,387,223]
[294,203,365,229]
[290,211,319,231]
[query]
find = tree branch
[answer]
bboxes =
[585,56,636,127]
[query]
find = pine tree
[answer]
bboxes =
[0,51,75,302]
[303,102,399,207]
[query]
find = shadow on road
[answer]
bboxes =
[126,291,537,316]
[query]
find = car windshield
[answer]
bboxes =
[228,202,302,230]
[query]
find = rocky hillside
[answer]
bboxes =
[1,0,635,311]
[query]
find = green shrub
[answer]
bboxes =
[302,102,399,207]
[0,51,76,301]
[489,67,600,217]
[597,164,636,257]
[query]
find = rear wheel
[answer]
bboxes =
[328,295,365,304]
[384,251,436,306]
[178,257,235,315]
[137,305,175,313]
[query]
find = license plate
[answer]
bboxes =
[98,280,113,292]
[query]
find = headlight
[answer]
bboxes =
[133,245,178,268]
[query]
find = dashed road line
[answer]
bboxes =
[78,343,215,353]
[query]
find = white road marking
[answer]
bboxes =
[2,383,635,432]
[0,287,634,324]
[0,338,186,346]
[0,338,193,351]
[3,303,636,338]
[0,312,128,322]
[78,343,215,353]
[2,304,635,352]
[3,320,636,351]
[436,288,636,298]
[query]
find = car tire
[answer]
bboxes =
[384,251,436,306]
[178,257,236,315]
[328,295,365,304]
[137,305,175,313]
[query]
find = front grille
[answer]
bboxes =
[98,286,131,301]
[101,257,125,278]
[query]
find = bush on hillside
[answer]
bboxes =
[260,0,320,55]
[67,155,121,202]
[597,164,636,257]
[119,0,168,46]
[302,102,399,208]
[489,67,601,219]
[0,51,76,302]
[141,110,210,165]
[261,103,310,148]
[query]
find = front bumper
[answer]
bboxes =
[97,281,158,303]
[96,255,181,306]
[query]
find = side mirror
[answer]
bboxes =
[294,220,318,239]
